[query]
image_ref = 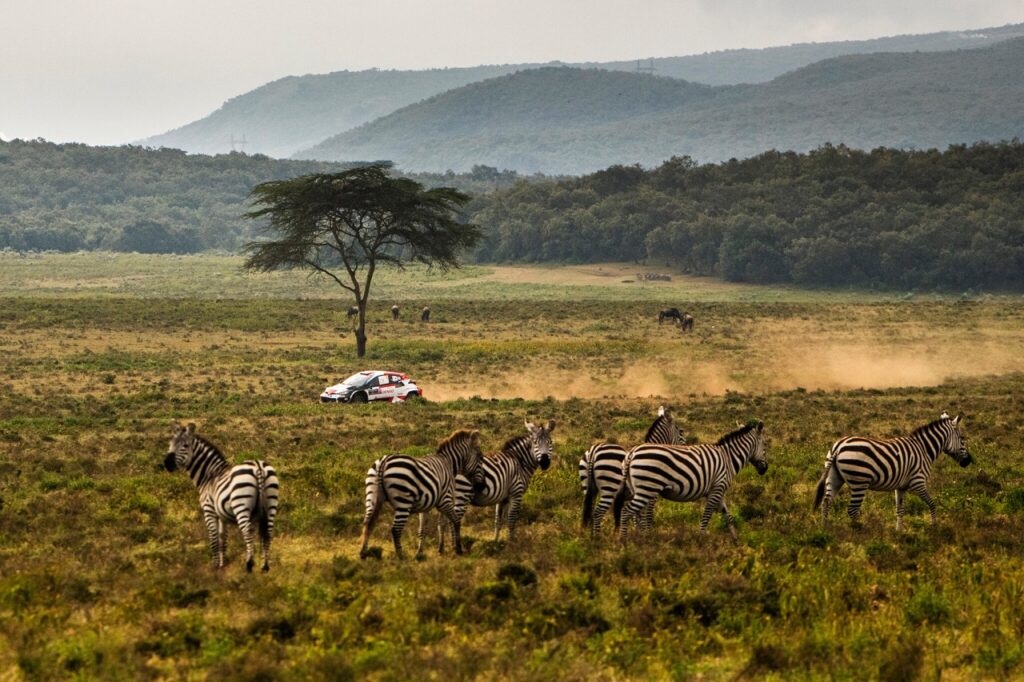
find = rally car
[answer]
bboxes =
[320,371,423,404]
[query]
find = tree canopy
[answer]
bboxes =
[242,165,480,356]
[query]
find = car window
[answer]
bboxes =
[364,376,381,388]
[391,375,402,384]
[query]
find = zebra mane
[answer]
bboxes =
[715,422,761,446]
[499,434,530,453]
[437,429,476,451]
[193,434,228,464]
[644,414,672,441]
[910,417,952,438]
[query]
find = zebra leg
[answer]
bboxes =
[390,509,411,560]
[260,502,276,573]
[439,506,465,555]
[203,509,222,569]
[641,500,656,531]
[217,518,227,566]
[235,512,257,573]
[700,486,728,533]
[591,493,614,536]
[895,489,906,531]
[494,501,507,542]
[506,494,524,540]
[720,500,738,539]
[437,516,448,554]
[618,495,652,543]
[846,484,868,527]
[416,513,428,559]
[909,482,937,524]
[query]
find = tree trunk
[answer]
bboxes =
[355,301,368,358]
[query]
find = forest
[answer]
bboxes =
[3,138,1024,290]
[471,142,1024,290]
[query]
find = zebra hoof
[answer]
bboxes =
[246,558,255,573]
[262,563,270,573]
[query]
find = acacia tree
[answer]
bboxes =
[242,165,480,357]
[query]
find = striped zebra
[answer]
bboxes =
[439,420,556,548]
[360,429,484,560]
[813,412,971,529]
[579,406,682,535]
[163,421,280,572]
[615,421,768,540]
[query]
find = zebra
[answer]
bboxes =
[679,313,694,333]
[163,421,280,572]
[421,306,431,322]
[615,421,768,540]
[359,429,484,560]
[579,406,682,535]
[391,304,400,320]
[438,420,556,549]
[346,306,359,318]
[813,412,971,530]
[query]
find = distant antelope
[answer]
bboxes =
[163,422,279,572]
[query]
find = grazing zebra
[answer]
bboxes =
[813,413,971,529]
[658,308,682,325]
[615,421,768,540]
[360,429,484,560]
[421,306,431,322]
[347,306,358,318]
[391,304,400,320]
[439,420,556,548]
[679,313,694,333]
[163,422,280,572]
[579,406,682,535]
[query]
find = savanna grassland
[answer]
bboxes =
[1,253,1024,680]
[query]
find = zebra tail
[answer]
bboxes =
[364,456,389,526]
[581,449,598,530]
[812,449,835,511]
[254,462,268,518]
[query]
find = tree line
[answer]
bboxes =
[469,142,1024,290]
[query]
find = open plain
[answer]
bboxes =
[1,253,1023,680]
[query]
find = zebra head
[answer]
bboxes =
[165,421,197,472]
[649,406,683,445]
[442,429,486,492]
[942,413,972,467]
[525,419,556,470]
[744,421,768,475]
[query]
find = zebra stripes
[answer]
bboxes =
[615,421,768,539]
[360,429,484,560]
[441,420,556,547]
[164,422,279,572]
[813,413,971,529]
[580,406,682,535]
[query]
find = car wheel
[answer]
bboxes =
[350,392,368,404]
[405,392,420,400]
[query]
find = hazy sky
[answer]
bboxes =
[2,0,1021,146]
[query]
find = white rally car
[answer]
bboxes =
[320,370,423,404]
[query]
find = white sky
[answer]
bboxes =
[2,0,1021,145]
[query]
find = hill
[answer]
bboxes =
[141,23,1024,158]
[299,38,1024,174]
[0,139,527,253]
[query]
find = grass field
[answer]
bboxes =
[1,254,1023,680]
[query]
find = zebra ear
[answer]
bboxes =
[658,405,669,417]
[546,419,556,432]
[525,421,537,433]
[186,422,196,435]
[953,413,962,425]
[940,411,950,420]
[171,420,181,433]
[756,421,764,432]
